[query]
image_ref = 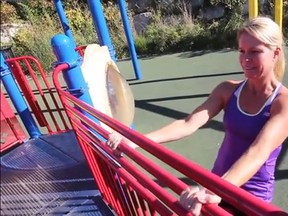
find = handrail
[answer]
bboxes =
[6,56,70,133]
[53,63,288,216]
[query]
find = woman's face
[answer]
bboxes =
[238,32,278,80]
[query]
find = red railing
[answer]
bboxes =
[53,63,288,216]
[0,91,26,152]
[75,45,86,57]
[5,56,70,134]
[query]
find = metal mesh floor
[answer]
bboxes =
[0,131,114,216]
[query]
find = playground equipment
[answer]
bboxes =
[249,0,283,29]
[0,91,26,152]
[1,1,288,215]
[51,34,135,135]
[2,46,288,216]
[54,0,142,80]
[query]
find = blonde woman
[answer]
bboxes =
[107,16,288,215]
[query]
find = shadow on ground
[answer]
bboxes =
[135,100,224,132]
[128,71,243,85]
[177,48,235,59]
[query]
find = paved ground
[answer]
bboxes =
[116,49,288,211]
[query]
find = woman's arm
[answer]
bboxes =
[222,94,288,186]
[146,81,230,143]
[107,81,234,149]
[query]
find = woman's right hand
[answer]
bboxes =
[106,131,138,150]
[106,131,124,150]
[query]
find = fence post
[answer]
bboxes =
[248,0,258,19]
[274,0,283,30]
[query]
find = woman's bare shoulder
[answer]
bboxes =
[210,80,244,105]
[279,85,288,99]
[215,80,243,94]
[272,85,288,114]
[277,85,288,100]
[221,79,243,86]
[279,84,288,94]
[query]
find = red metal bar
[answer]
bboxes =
[75,45,86,57]
[10,60,48,127]
[137,194,149,216]
[125,184,141,215]
[69,119,131,216]
[71,113,166,215]
[27,56,70,131]
[55,86,229,215]
[65,94,286,215]
[0,91,26,152]
[120,154,188,215]
[6,56,70,133]
[22,58,50,128]
[129,187,142,216]
[53,64,288,216]
[122,183,137,215]
[23,58,61,131]
[72,126,175,215]
[61,94,228,215]
[65,105,173,215]
[148,203,157,216]
[108,168,129,215]
[62,95,127,216]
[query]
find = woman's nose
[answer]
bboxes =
[243,53,252,62]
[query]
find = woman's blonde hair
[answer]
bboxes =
[237,16,285,81]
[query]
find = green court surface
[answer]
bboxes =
[116,49,288,211]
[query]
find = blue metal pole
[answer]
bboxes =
[51,34,103,131]
[51,34,93,105]
[117,0,142,80]
[53,0,76,47]
[87,0,117,61]
[0,53,41,138]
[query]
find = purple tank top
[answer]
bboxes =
[212,80,283,202]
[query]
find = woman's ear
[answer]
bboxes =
[273,47,281,59]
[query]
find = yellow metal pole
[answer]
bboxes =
[248,0,258,19]
[274,0,283,30]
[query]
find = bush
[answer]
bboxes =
[0,2,20,24]
[12,19,59,73]
[2,0,287,73]
[9,1,97,72]
[135,4,244,55]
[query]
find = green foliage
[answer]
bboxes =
[103,1,132,59]
[134,36,150,54]
[143,22,186,53]
[210,0,246,9]
[5,1,97,72]
[17,0,55,21]
[134,4,245,55]
[12,19,59,73]
[103,1,124,33]
[64,3,97,45]
[0,2,20,24]
[1,0,286,73]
